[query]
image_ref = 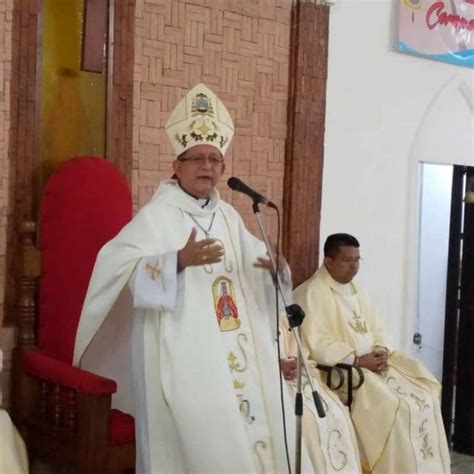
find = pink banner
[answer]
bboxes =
[397,0,474,68]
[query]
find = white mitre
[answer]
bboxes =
[165,83,235,157]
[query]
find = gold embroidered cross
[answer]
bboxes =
[146,262,161,281]
[348,318,368,334]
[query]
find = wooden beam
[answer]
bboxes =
[283,2,330,287]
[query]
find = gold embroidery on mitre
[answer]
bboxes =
[146,262,161,280]
[173,91,227,150]
[165,84,235,156]
[233,379,244,390]
[189,118,218,144]
[191,92,214,117]
[213,276,240,331]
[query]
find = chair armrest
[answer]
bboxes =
[317,364,345,390]
[335,363,365,389]
[335,363,365,409]
[23,351,117,395]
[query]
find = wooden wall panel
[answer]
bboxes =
[0,0,17,406]
[284,2,329,286]
[107,0,135,181]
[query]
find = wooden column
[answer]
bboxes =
[107,0,135,182]
[5,0,40,325]
[283,1,330,287]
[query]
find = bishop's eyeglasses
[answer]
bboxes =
[178,154,224,166]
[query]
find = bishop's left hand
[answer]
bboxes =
[253,245,287,275]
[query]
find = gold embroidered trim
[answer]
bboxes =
[410,393,429,411]
[327,429,348,471]
[238,396,255,425]
[227,334,248,373]
[386,376,407,396]
[253,440,268,474]
[385,370,443,471]
[419,419,434,459]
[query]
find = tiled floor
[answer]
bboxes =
[452,451,474,474]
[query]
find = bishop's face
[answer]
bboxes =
[324,245,361,284]
[172,144,225,199]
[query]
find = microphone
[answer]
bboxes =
[227,177,277,209]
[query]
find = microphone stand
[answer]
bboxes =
[251,200,326,474]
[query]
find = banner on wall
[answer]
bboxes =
[396,0,474,68]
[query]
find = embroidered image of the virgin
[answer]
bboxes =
[213,277,240,331]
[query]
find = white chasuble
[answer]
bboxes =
[295,265,451,474]
[73,181,311,474]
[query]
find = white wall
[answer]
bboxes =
[321,0,474,350]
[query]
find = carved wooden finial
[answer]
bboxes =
[19,220,37,236]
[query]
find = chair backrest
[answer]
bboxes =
[38,157,132,363]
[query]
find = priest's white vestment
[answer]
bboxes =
[73,180,311,474]
[294,265,451,474]
[0,410,28,474]
[280,317,362,474]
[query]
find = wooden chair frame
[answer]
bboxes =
[11,221,135,474]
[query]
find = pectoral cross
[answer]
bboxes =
[348,313,368,334]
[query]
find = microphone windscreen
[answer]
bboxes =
[227,177,241,190]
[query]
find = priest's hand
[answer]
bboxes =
[356,351,388,374]
[280,357,297,381]
[373,350,388,373]
[178,228,224,271]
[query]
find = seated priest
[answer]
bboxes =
[73,83,313,473]
[279,315,362,474]
[293,233,451,474]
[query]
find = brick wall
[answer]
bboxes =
[132,0,292,237]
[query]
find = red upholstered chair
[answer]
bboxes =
[11,157,136,473]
